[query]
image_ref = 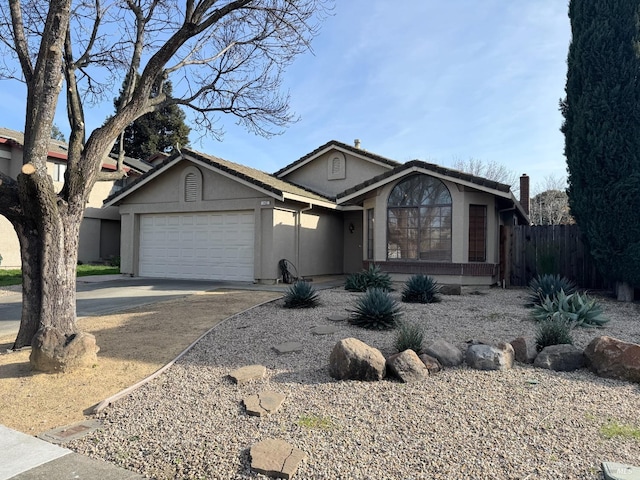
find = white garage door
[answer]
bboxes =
[139,212,254,281]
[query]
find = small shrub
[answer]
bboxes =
[535,318,574,352]
[349,288,402,330]
[283,281,320,309]
[394,321,425,353]
[528,273,577,306]
[401,274,441,303]
[344,264,392,292]
[532,289,608,327]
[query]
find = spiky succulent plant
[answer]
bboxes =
[531,289,608,327]
[283,281,320,309]
[344,264,392,292]
[349,288,402,330]
[401,274,441,303]
[528,274,577,306]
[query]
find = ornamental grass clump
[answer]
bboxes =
[535,319,574,352]
[283,281,320,309]
[528,273,577,306]
[394,321,425,353]
[349,288,402,330]
[532,289,608,327]
[401,274,441,304]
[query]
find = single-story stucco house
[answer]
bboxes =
[104,140,530,285]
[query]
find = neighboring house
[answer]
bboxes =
[105,140,529,285]
[0,127,151,269]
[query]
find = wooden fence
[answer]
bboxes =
[502,224,609,289]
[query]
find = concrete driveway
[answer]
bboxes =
[0,276,262,338]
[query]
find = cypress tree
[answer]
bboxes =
[112,79,191,160]
[561,0,640,297]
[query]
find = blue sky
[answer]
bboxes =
[0,1,571,190]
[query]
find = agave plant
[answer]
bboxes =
[535,318,574,352]
[528,274,577,306]
[283,281,320,309]
[401,274,441,303]
[344,264,392,292]
[394,321,425,353]
[532,289,608,327]
[349,288,402,330]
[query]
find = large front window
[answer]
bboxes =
[387,175,452,261]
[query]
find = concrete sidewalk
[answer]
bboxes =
[0,425,142,480]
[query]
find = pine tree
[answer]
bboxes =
[561,0,640,299]
[112,79,191,159]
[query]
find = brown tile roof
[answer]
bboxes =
[104,148,334,205]
[337,159,512,200]
[0,127,69,160]
[273,140,401,177]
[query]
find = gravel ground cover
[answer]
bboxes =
[71,287,640,479]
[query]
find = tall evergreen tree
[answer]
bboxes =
[561,0,640,299]
[112,79,191,159]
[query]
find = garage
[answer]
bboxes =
[139,212,254,281]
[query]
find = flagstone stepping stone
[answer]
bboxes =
[229,365,266,384]
[326,314,349,322]
[243,391,286,417]
[310,326,337,335]
[602,461,640,480]
[250,439,306,479]
[273,341,303,354]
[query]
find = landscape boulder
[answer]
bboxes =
[584,336,640,383]
[386,350,429,382]
[465,342,514,371]
[423,339,463,367]
[418,353,442,374]
[534,344,585,372]
[510,336,538,364]
[329,338,386,381]
[30,326,99,373]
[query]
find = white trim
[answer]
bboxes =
[337,166,514,204]
[276,144,396,178]
[282,192,338,210]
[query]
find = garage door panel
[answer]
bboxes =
[139,212,254,281]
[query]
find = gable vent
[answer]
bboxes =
[185,172,197,202]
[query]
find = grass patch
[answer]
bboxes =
[76,264,120,277]
[296,414,336,430]
[601,421,640,440]
[0,270,22,287]
[0,264,119,287]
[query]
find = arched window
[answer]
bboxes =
[387,175,452,261]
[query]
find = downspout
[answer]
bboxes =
[296,204,313,277]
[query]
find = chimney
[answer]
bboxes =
[519,174,530,215]
[354,139,361,149]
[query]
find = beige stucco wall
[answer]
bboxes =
[363,174,500,265]
[0,144,120,267]
[0,216,20,269]
[117,162,275,280]
[281,149,393,198]
[116,159,348,283]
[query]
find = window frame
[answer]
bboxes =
[386,175,453,262]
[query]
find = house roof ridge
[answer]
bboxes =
[337,159,512,200]
[104,147,336,206]
[273,140,401,177]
